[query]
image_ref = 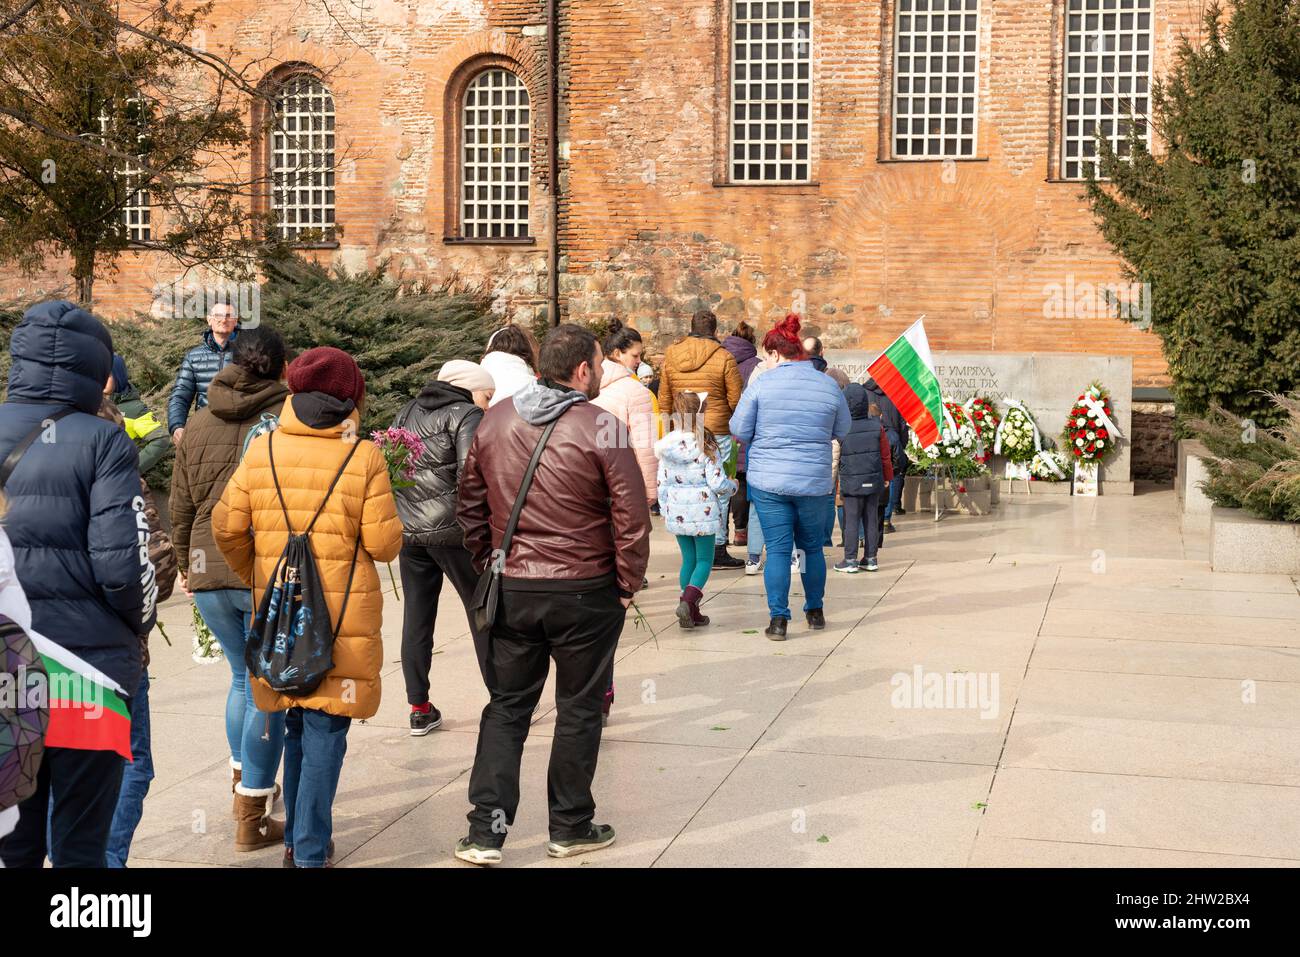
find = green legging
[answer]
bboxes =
[676,534,715,591]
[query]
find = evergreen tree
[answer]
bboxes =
[1087,0,1300,428]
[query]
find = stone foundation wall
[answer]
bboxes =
[1132,401,1177,484]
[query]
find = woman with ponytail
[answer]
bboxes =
[728,314,851,640]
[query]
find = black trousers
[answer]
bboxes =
[730,471,749,532]
[466,584,623,846]
[1,745,126,867]
[842,491,882,562]
[399,542,483,706]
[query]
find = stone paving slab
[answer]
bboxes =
[128,488,1300,867]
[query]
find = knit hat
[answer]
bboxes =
[287,346,365,404]
[437,359,494,394]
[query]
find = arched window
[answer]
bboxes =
[270,73,336,242]
[460,68,531,239]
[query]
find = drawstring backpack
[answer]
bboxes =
[245,431,362,697]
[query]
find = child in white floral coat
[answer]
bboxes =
[655,391,739,629]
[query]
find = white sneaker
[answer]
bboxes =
[745,559,761,576]
[791,549,804,572]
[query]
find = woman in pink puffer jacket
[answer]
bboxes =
[591,321,657,506]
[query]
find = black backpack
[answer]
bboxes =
[245,432,362,698]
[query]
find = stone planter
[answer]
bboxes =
[903,475,933,512]
[1000,478,1072,496]
[953,476,993,516]
[1210,506,1300,574]
[1177,439,1214,528]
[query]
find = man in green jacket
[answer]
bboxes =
[111,355,171,478]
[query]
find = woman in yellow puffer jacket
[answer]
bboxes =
[214,347,402,867]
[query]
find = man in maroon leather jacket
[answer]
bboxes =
[454,323,650,864]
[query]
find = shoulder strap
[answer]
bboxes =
[498,417,561,560]
[0,408,76,491]
[268,430,364,536]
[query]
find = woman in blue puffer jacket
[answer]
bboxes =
[656,391,738,630]
[728,314,850,641]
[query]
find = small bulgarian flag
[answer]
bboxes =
[867,318,944,448]
[29,631,132,761]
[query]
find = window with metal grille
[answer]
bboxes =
[271,74,335,242]
[730,1,812,184]
[893,0,980,159]
[99,101,150,242]
[1062,0,1152,180]
[461,69,531,239]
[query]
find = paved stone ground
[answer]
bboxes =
[129,486,1300,867]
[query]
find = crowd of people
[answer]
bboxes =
[0,297,910,869]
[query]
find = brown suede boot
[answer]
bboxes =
[234,787,285,852]
[684,585,709,626]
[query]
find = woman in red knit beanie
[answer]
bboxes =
[286,346,367,407]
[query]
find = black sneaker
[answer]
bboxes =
[765,616,788,641]
[806,608,826,630]
[410,705,443,737]
[896,506,907,516]
[712,544,745,569]
[883,521,897,534]
[547,823,616,859]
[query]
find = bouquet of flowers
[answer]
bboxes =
[1029,448,1070,482]
[370,426,425,598]
[192,602,224,664]
[371,427,424,489]
[994,399,1039,465]
[1062,382,1122,467]
[963,396,1001,461]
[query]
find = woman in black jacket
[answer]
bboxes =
[392,360,494,736]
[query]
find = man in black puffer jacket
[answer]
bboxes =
[0,300,156,868]
[391,360,493,736]
[167,302,240,444]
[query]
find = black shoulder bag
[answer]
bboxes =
[470,417,561,633]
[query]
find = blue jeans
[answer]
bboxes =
[283,707,350,868]
[822,494,836,545]
[715,434,735,545]
[747,507,764,562]
[884,474,905,520]
[193,589,285,790]
[748,485,828,620]
[105,671,153,867]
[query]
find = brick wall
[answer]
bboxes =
[1,0,1210,387]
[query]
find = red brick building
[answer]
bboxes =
[2,0,1208,386]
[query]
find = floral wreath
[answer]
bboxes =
[963,396,1001,462]
[1063,382,1123,468]
[993,398,1040,466]
[908,400,979,470]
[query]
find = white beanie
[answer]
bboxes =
[438,359,495,394]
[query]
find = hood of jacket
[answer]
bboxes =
[655,430,712,467]
[844,382,872,419]
[809,355,828,373]
[6,300,114,414]
[282,392,358,433]
[666,335,726,375]
[512,377,588,426]
[206,363,291,422]
[416,379,474,412]
[722,335,757,367]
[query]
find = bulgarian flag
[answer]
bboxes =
[867,318,944,448]
[30,631,132,761]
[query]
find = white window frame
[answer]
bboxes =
[891,0,981,160]
[460,68,532,240]
[99,101,151,243]
[728,0,814,185]
[270,74,336,243]
[1061,0,1153,181]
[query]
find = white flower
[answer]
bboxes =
[1096,440,1104,448]
[1087,431,1096,440]
[1076,438,1085,447]
[1076,417,1086,427]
